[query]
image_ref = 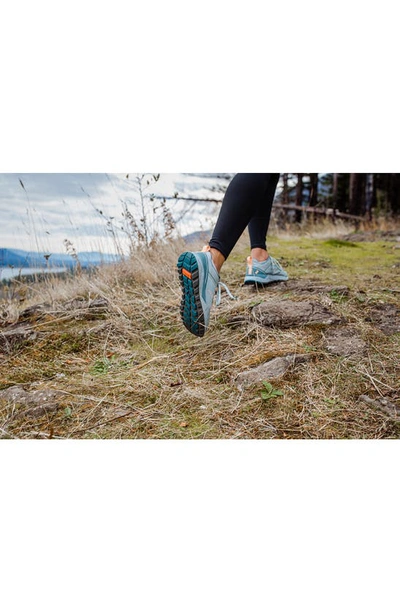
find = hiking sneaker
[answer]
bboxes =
[244,255,289,285]
[177,250,220,337]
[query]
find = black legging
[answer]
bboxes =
[209,173,280,260]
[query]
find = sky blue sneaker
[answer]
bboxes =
[244,255,289,285]
[177,250,220,337]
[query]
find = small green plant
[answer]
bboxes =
[90,355,133,375]
[260,381,284,401]
[329,289,347,303]
[355,293,367,303]
[91,357,113,375]
[324,398,344,409]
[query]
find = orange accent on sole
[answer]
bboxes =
[182,269,192,279]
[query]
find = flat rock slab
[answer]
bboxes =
[17,297,109,324]
[64,297,109,310]
[269,280,350,296]
[359,395,400,421]
[0,326,37,354]
[365,303,400,335]
[0,385,62,417]
[323,326,367,357]
[235,354,312,389]
[252,299,342,328]
[18,303,51,322]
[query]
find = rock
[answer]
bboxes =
[323,326,367,357]
[226,315,248,328]
[235,354,312,390]
[63,297,87,310]
[271,280,350,296]
[62,296,110,320]
[359,395,400,421]
[365,303,400,335]
[0,304,20,327]
[0,385,62,417]
[64,296,109,311]
[89,297,109,309]
[252,299,342,329]
[0,325,37,354]
[18,303,50,322]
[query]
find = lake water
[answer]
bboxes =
[0,267,68,281]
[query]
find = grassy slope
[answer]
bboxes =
[1,231,399,439]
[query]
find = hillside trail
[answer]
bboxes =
[0,231,399,439]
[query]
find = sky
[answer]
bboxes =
[0,173,227,255]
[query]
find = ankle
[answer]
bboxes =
[209,248,225,273]
[251,248,269,262]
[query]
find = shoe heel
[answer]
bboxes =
[177,252,205,337]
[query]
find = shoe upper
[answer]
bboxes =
[195,251,220,328]
[244,255,288,284]
[177,248,236,336]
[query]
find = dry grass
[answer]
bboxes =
[1,223,399,439]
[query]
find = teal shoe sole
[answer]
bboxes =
[177,252,205,337]
[244,274,288,286]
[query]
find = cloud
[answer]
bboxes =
[0,173,228,253]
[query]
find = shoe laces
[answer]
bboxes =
[216,281,236,306]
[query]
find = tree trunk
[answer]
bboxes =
[365,174,374,221]
[389,173,400,214]
[295,173,303,223]
[349,173,365,216]
[332,172,340,219]
[282,173,289,204]
[309,173,319,208]
[280,173,289,226]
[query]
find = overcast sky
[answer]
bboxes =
[0,173,225,254]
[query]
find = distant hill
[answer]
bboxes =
[0,248,120,269]
[183,230,212,244]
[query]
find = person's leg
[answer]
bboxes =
[177,173,283,336]
[209,173,277,270]
[242,174,288,285]
[247,173,280,261]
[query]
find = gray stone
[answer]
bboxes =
[365,303,400,335]
[89,297,109,309]
[0,385,62,417]
[64,296,109,311]
[235,354,312,390]
[252,299,342,329]
[19,303,50,321]
[0,326,37,354]
[272,280,350,296]
[61,296,110,320]
[323,326,367,357]
[359,395,400,421]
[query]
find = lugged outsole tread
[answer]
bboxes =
[244,276,288,286]
[177,252,205,337]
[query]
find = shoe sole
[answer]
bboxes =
[244,275,288,286]
[177,252,205,337]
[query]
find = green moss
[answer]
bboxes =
[46,330,88,354]
[323,239,359,248]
